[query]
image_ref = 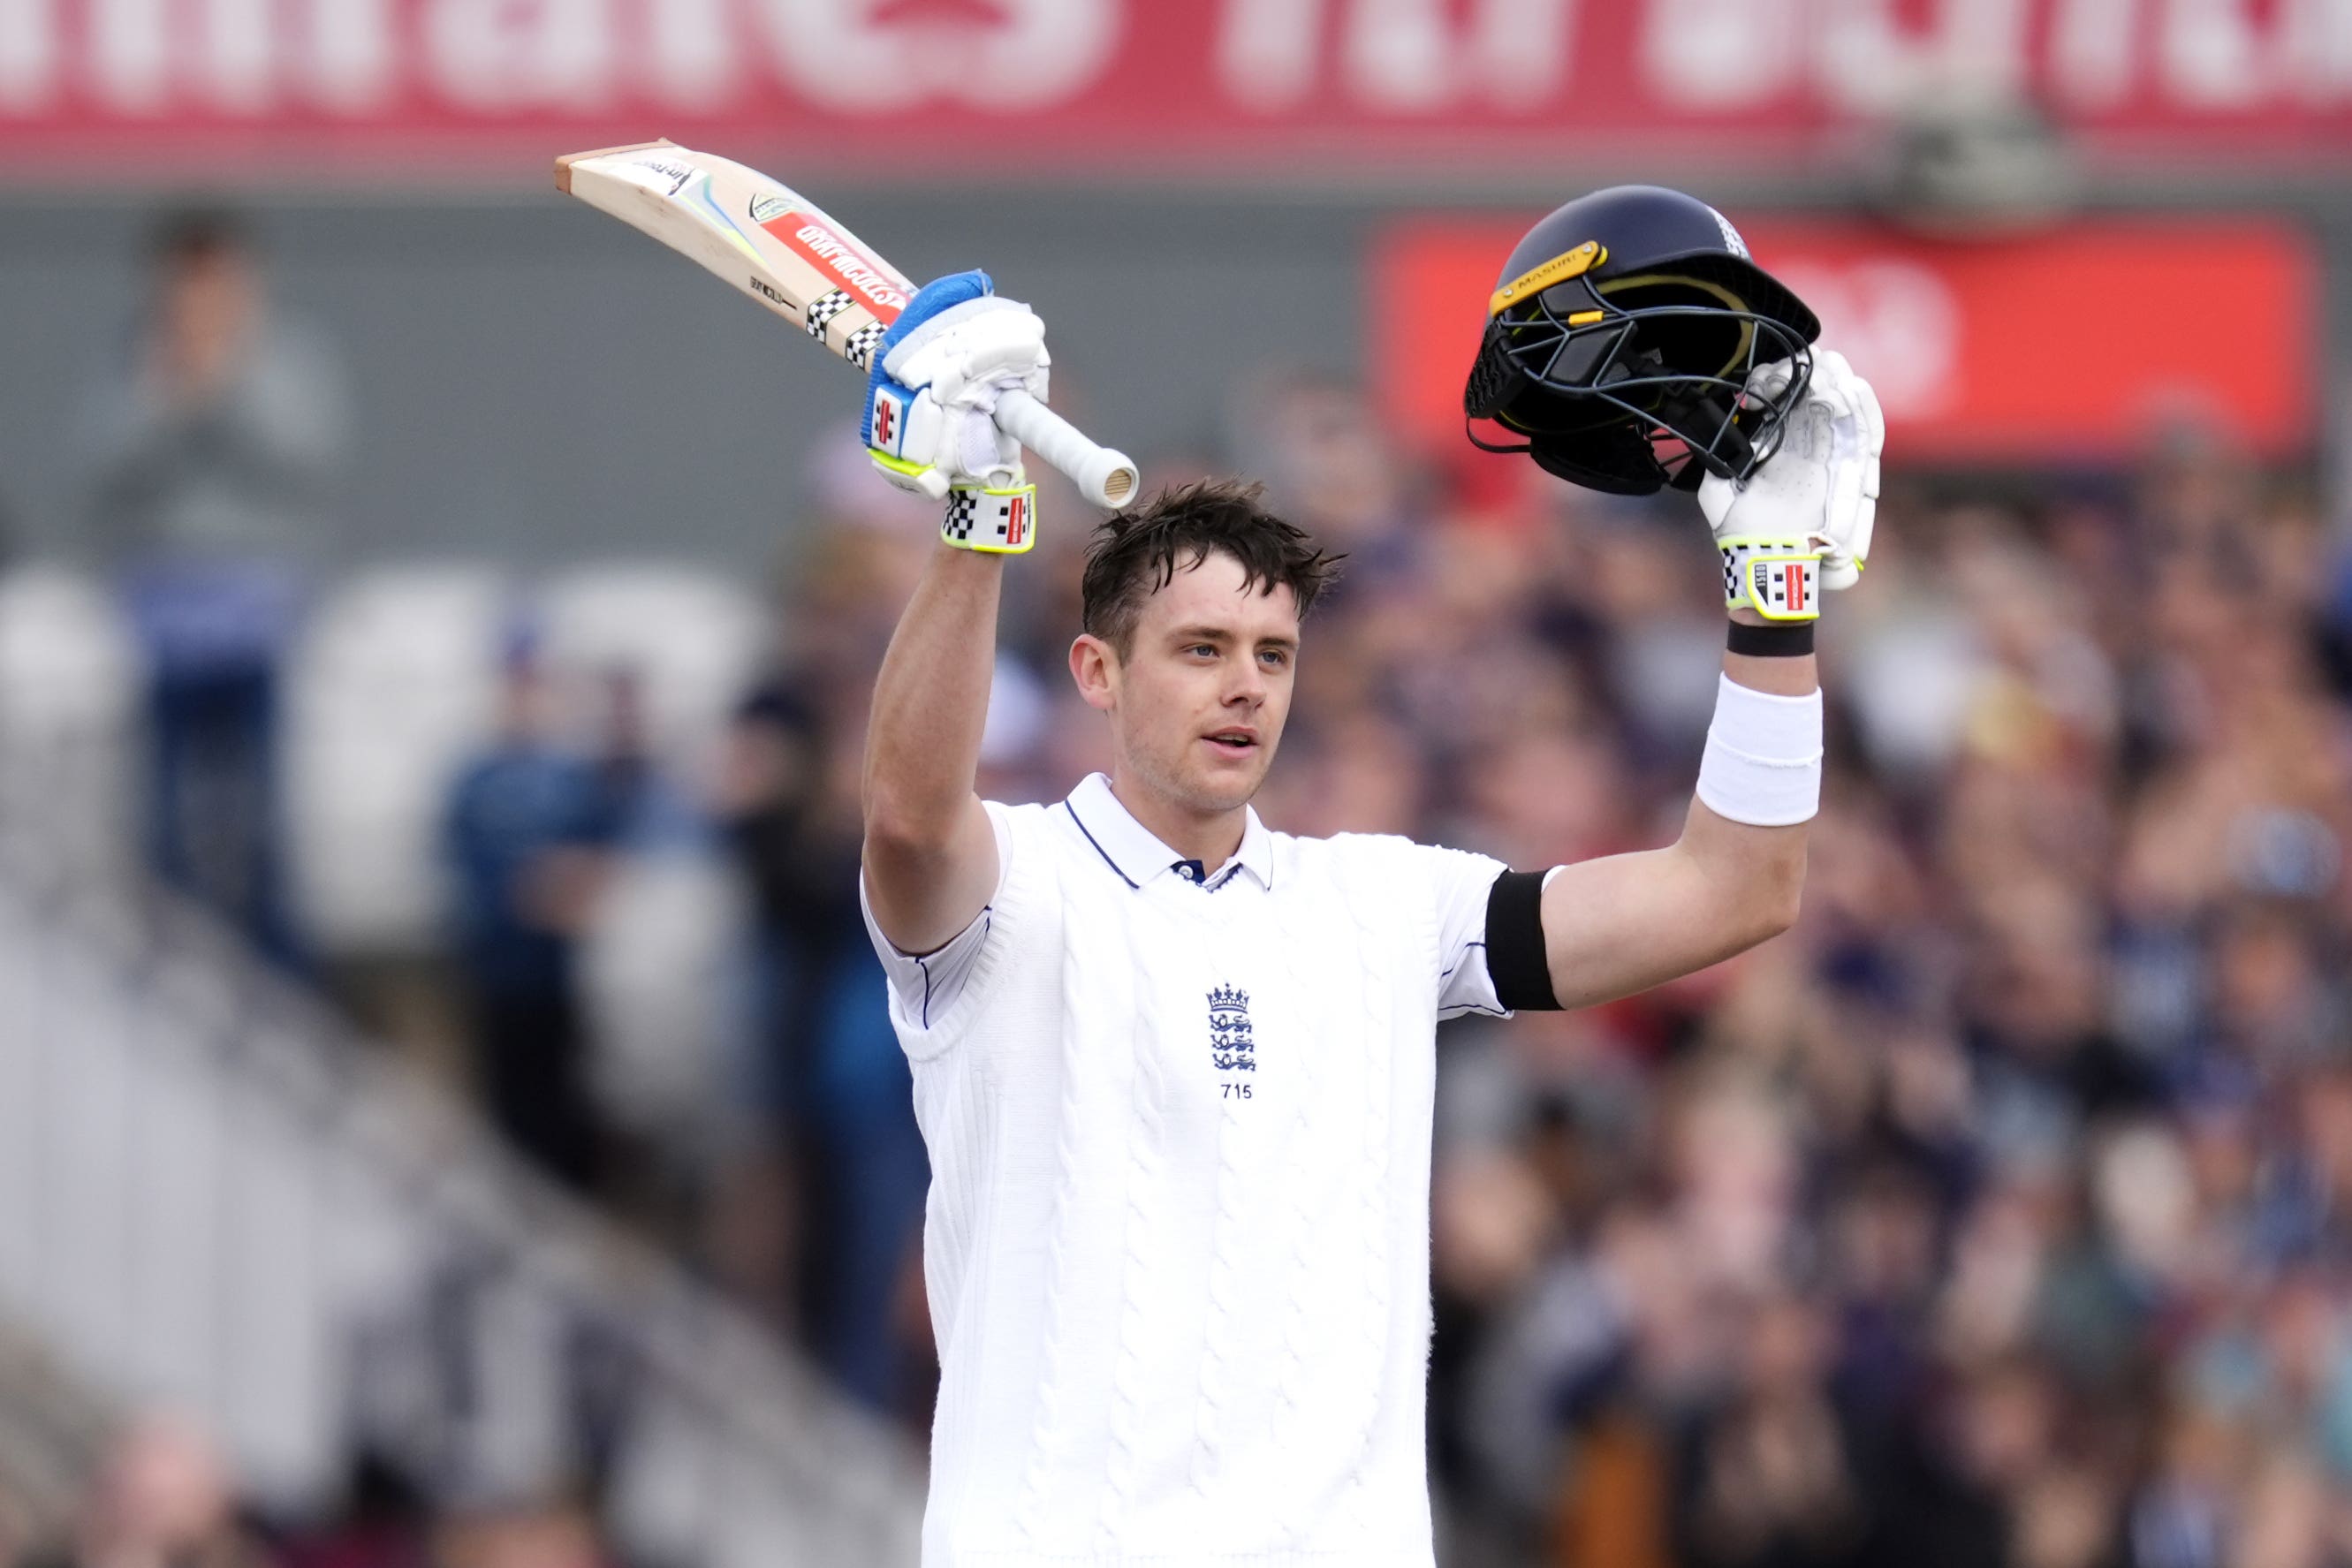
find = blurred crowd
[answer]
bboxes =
[4,1418,613,1568]
[1397,445,2352,1568]
[9,213,2352,1568]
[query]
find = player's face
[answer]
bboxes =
[1081,550,1301,819]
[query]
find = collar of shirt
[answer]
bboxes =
[1062,771,1275,892]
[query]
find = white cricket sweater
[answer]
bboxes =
[860,774,1512,1568]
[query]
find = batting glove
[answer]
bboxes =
[863,269,1050,504]
[1699,348,1884,621]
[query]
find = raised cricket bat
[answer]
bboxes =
[556,139,1139,509]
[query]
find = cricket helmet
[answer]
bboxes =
[1463,186,1820,495]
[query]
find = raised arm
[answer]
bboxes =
[1535,350,1882,1010]
[861,547,1005,955]
[860,270,1053,955]
[1537,643,1815,1009]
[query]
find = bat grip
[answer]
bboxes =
[993,390,1139,510]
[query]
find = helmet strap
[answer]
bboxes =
[1463,420,1533,458]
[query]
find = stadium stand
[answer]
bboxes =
[0,799,923,1564]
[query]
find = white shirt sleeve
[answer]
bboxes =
[1425,851,1567,1019]
[1420,844,1508,1019]
[857,802,1014,1033]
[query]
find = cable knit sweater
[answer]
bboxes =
[860,775,1511,1568]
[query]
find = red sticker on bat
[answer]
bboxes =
[759,209,910,322]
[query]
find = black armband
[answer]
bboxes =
[1727,620,1815,658]
[1483,869,1561,1012]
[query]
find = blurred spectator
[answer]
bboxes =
[572,662,741,1223]
[711,512,933,1417]
[578,668,699,850]
[76,209,351,962]
[441,634,613,1193]
[1672,1292,1867,1568]
[428,1504,608,1568]
[18,1417,268,1568]
[275,1458,428,1568]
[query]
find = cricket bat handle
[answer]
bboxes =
[994,390,1139,510]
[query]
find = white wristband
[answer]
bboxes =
[1695,674,1823,827]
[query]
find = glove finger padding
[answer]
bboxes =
[1745,356,1800,411]
[1702,358,1811,534]
[888,300,1050,413]
[1702,349,1884,600]
[1811,351,1880,591]
[954,407,1020,480]
[864,270,1053,499]
[1700,347,1885,614]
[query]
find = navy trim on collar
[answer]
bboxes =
[1061,772,1275,891]
[1063,799,1140,890]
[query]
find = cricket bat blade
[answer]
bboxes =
[556,140,1141,510]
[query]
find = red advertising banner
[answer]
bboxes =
[1375,216,2319,463]
[1,0,2350,176]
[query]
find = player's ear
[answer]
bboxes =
[1069,633,1118,712]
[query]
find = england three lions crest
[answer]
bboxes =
[1208,984,1255,1072]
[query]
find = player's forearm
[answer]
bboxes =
[1680,615,1817,938]
[862,544,1003,849]
[1538,810,1804,1011]
[861,542,1007,957]
[1536,625,1817,1007]
[1672,797,1808,946]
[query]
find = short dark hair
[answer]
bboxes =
[1081,480,1342,657]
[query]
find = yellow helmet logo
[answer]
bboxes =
[1488,241,1606,317]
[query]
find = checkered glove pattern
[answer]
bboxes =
[1718,535,1825,622]
[940,479,1039,556]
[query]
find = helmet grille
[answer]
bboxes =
[1468,276,1812,490]
[1589,273,1756,385]
[1461,186,1822,495]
